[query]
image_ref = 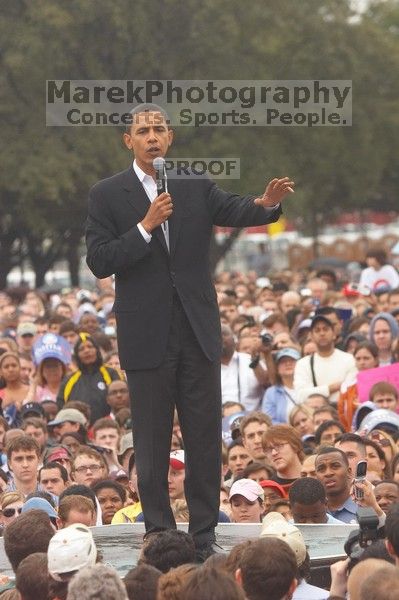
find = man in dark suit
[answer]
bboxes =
[86,107,294,558]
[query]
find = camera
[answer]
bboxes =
[260,332,274,346]
[344,507,383,572]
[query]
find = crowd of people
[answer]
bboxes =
[0,245,398,598]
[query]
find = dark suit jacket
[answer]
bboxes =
[86,166,282,370]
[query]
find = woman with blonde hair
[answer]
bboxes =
[367,429,397,465]
[289,404,314,438]
[0,491,24,529]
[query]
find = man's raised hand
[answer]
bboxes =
[254,177,295,208]
[140,192,173,233]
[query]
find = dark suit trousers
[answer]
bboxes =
[126,292,222,546]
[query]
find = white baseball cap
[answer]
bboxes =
[229,478,264,502]
[169,450,185,470]
[47,523,97,580]
[260,511,306,566]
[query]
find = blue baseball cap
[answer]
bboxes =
[275,348,301,362]
[22,497,57,519]
[32,333,71,366]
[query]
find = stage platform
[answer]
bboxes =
[0,521,357,586]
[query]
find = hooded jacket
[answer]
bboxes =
[56,333,122,423]
[369,312,399,364]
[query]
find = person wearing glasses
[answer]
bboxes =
[262,424,304,493]
[0,491,24,529]
[71,447,108,488]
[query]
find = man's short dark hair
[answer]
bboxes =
[227,439,246,456]
[59,319,79,335]
[125,103,170,133]
[240,461,275,479]
[6,434,41,461]
[289,476,326,506]
[39,460,69,483]
[92,479,126,503]
[238,538,298,600]
[25,490,57,509]
[316,306,340,320]
[4,509,54,572]
[139,530,196,573]
[22,417,48,433]
[314,420,346,446]
[335,433,367,454]
[124,564,161,600]
[182,566,245,600]
[316,445,349,466]
[59,483,97,510]
[313,406,339,419]
[15,552,48,600]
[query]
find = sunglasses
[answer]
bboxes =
[2,507,23,518]
[370,433,392,447]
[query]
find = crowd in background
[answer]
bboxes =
[0,245,398,598]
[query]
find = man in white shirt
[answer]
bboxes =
[221,325,267,412]
[294,315,357,405]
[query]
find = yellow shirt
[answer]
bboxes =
[111,502,142,524]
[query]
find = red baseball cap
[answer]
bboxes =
[259,479,286,498]
[169,450,185,470]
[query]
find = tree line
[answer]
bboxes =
[0,0,398,288]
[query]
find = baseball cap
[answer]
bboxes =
[352,401,376,432]
[357,409,399,436]
[310,315,333,330]
[48,408,87,427]
[169,450,185,470]
[229,412,246,440]
[260,511,307,566]
[275,348,301,362]
[118,432,134,458]
[32,333,71,366]
[21,497,58,519]
[44,446,72,463]
[21,402,45,419]
[297,318,312,331]
[17,322,37,337]
[47,523,97,580]
[256,277,271,289]
[259,479,286,498]
[109,468,129,482]
[229,478,264,503]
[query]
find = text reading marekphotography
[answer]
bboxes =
[46,80,352,127]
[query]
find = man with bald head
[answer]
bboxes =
[280,291,301,314]
[359,563,399,600]
[349,559,393,600]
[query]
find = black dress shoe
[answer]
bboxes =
[195,541,225,563]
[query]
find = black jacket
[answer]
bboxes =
[86,167,282,370]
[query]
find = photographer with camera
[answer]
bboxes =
[221,325,269,412]
[327,460,393,600]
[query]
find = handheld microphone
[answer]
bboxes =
[153,157,167,195]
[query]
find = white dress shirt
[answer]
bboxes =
[221,351,265,412]
[134,160,169,250]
